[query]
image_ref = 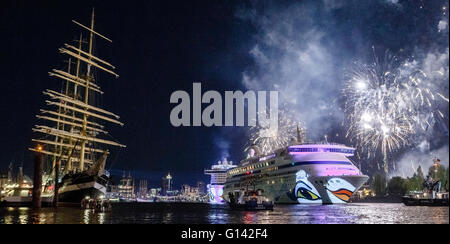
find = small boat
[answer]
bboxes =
[402,160,449,207]
[402,192,449,206]
[1,194,53,208]
[119,197,137,203]
[0,183,53,207]
[136,198,154,203]
[227,189,274,211]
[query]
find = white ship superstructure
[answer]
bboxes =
[223,143,368,204]
[204,158,236,204]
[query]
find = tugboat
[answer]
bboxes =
[402,177,449,206]
[227,189,274,211]
[402,159,449,207]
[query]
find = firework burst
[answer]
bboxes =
[344,48,449,173]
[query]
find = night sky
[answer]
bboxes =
[0,0,448,187]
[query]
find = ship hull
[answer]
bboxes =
[58,173,108,204]
[224,174,368,204]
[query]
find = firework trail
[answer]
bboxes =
[343,47,449,174]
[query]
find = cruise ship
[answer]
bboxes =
[204,158,237,204]
[223,143,369,204]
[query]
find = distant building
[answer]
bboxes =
[354,184,375,200]
[149,188,160,197]
[181,184,191,195]
[197,181,206,195]
[181,184,199,202]
[161,172,173,196]
[7,163,13,183]
[0,172,8,189]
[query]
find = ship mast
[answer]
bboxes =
[30,9,125,175]
[79,9,96,171]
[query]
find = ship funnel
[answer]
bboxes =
[297,125,306,144]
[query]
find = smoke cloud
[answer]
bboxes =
[214,135,230,160]
[238,2,345,140]
[392,144,449,178]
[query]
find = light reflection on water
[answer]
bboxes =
[0,203,448,224]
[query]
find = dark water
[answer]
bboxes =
[0,202,448,224]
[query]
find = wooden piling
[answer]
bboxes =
[53,160,60,208]
[32,148,43,209]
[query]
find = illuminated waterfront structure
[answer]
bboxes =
[161,172,173,196]
[204,158,237,204]
[0,165,34,203]
[181,184,198,201]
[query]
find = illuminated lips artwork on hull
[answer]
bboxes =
[328,189,353,202]
[325,177,356,203]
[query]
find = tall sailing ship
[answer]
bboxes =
[29,9,126,204]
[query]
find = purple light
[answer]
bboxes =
[208,185,225,204]
[314,165,360,177]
